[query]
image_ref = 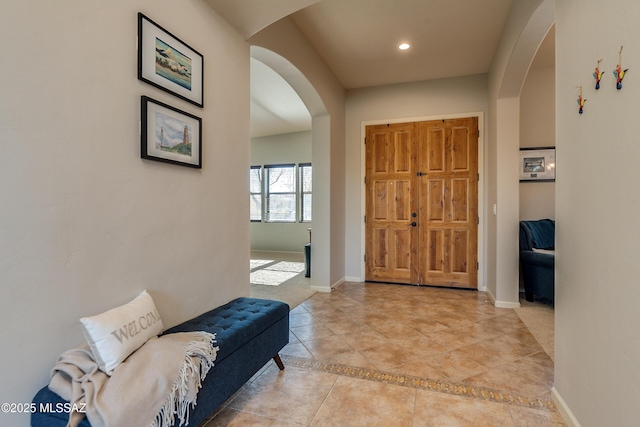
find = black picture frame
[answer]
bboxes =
[519,147,555,182]
[138,13,204,107]
[141,96,202,168]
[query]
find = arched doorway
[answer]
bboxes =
[250,46,333,292]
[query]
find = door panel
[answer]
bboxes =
[365,118,477,288]
[418,118,478,288]
[365,123,418,284]
[426,179,445,222]
[451,178,468,222]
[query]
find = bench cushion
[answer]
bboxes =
[162,297,289,363]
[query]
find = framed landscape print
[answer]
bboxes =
[138,13,204,107]
[141,96,202,168]
[519,147,555,182]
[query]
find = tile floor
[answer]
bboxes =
[203,282,566,426]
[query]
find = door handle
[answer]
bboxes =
[410,222,417,227]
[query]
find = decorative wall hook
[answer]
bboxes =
[613,45,628,90]
[576,86,586,114]
[593,59,604,90]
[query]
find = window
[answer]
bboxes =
[299,163,312,222]
[265,164,296,222]
[249,166,262,221]
[250,163,312,223]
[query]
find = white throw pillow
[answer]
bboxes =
[80,290,164,375]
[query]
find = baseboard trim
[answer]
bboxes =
[552,387,581,427]
[494,300,521,309]
[484,289,521,309]
[310,285,332,293]
[344,276,363,282]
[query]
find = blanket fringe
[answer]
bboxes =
[151,332,219,427]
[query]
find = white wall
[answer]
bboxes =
[520,66,556,221]
[251,131,312,252]
[554,1,640,425]
[344,75,488,282]
[0,1,249,424]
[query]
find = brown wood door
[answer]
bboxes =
[418,118,478,288]
[365,123,419,284]
[365,118,478,289]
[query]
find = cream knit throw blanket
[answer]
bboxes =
[49,332,218,427]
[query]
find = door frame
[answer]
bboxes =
[360,112,486,291]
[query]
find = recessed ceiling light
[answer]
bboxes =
[398,43,410,50]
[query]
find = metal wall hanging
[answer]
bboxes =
[593,59,604,90]
[613,46,628,90]
[576,86,586,115]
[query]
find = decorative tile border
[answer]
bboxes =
[280,355,556,411]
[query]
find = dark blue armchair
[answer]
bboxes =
[519,219,555,303]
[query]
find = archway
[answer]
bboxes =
[491,0,555,307]
[250,46,332,292]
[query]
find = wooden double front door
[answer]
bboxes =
[365,117,478,289]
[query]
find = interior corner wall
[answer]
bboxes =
[555,1,640,425]
[344,75,489,282]
[494,97,521,307]
[0,1,249,424]
[520,67,556,221]
[250,131,312,252]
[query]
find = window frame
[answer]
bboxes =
[264,163,297,223]
[299,163,312,223]
[249,165,263,222]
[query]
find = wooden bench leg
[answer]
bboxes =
[273,354,285,370]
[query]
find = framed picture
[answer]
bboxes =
[138,13,204,107]
[519,147,555,182]
[141,96,202,168]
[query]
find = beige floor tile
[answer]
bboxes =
[281,341,315,359]
[387,359,450,381]
[427,328,481,350]
[322,348,379,369]
[412,389,514,427]
[359,343,419,371]
[508,405,567,426]
[290,323,336,342]
[228,365,337,425]
[339,328,389,351]
[463,358,554,397]
[368,319,423,340]
[382,339,447,372]
[519,351,554,374]
[323,318,373,335]
[302,335,358,361]
[452,335,541,369]
[205,407,303,426]
[310,376,415,427]
[289,311,315,328]
[242,267,560,427]
[421,351,488,382]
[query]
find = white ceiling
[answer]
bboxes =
[250,58,311,138]
[242,0,555,138]
[290,0,514,89]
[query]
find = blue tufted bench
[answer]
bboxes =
[31,297,290,427]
